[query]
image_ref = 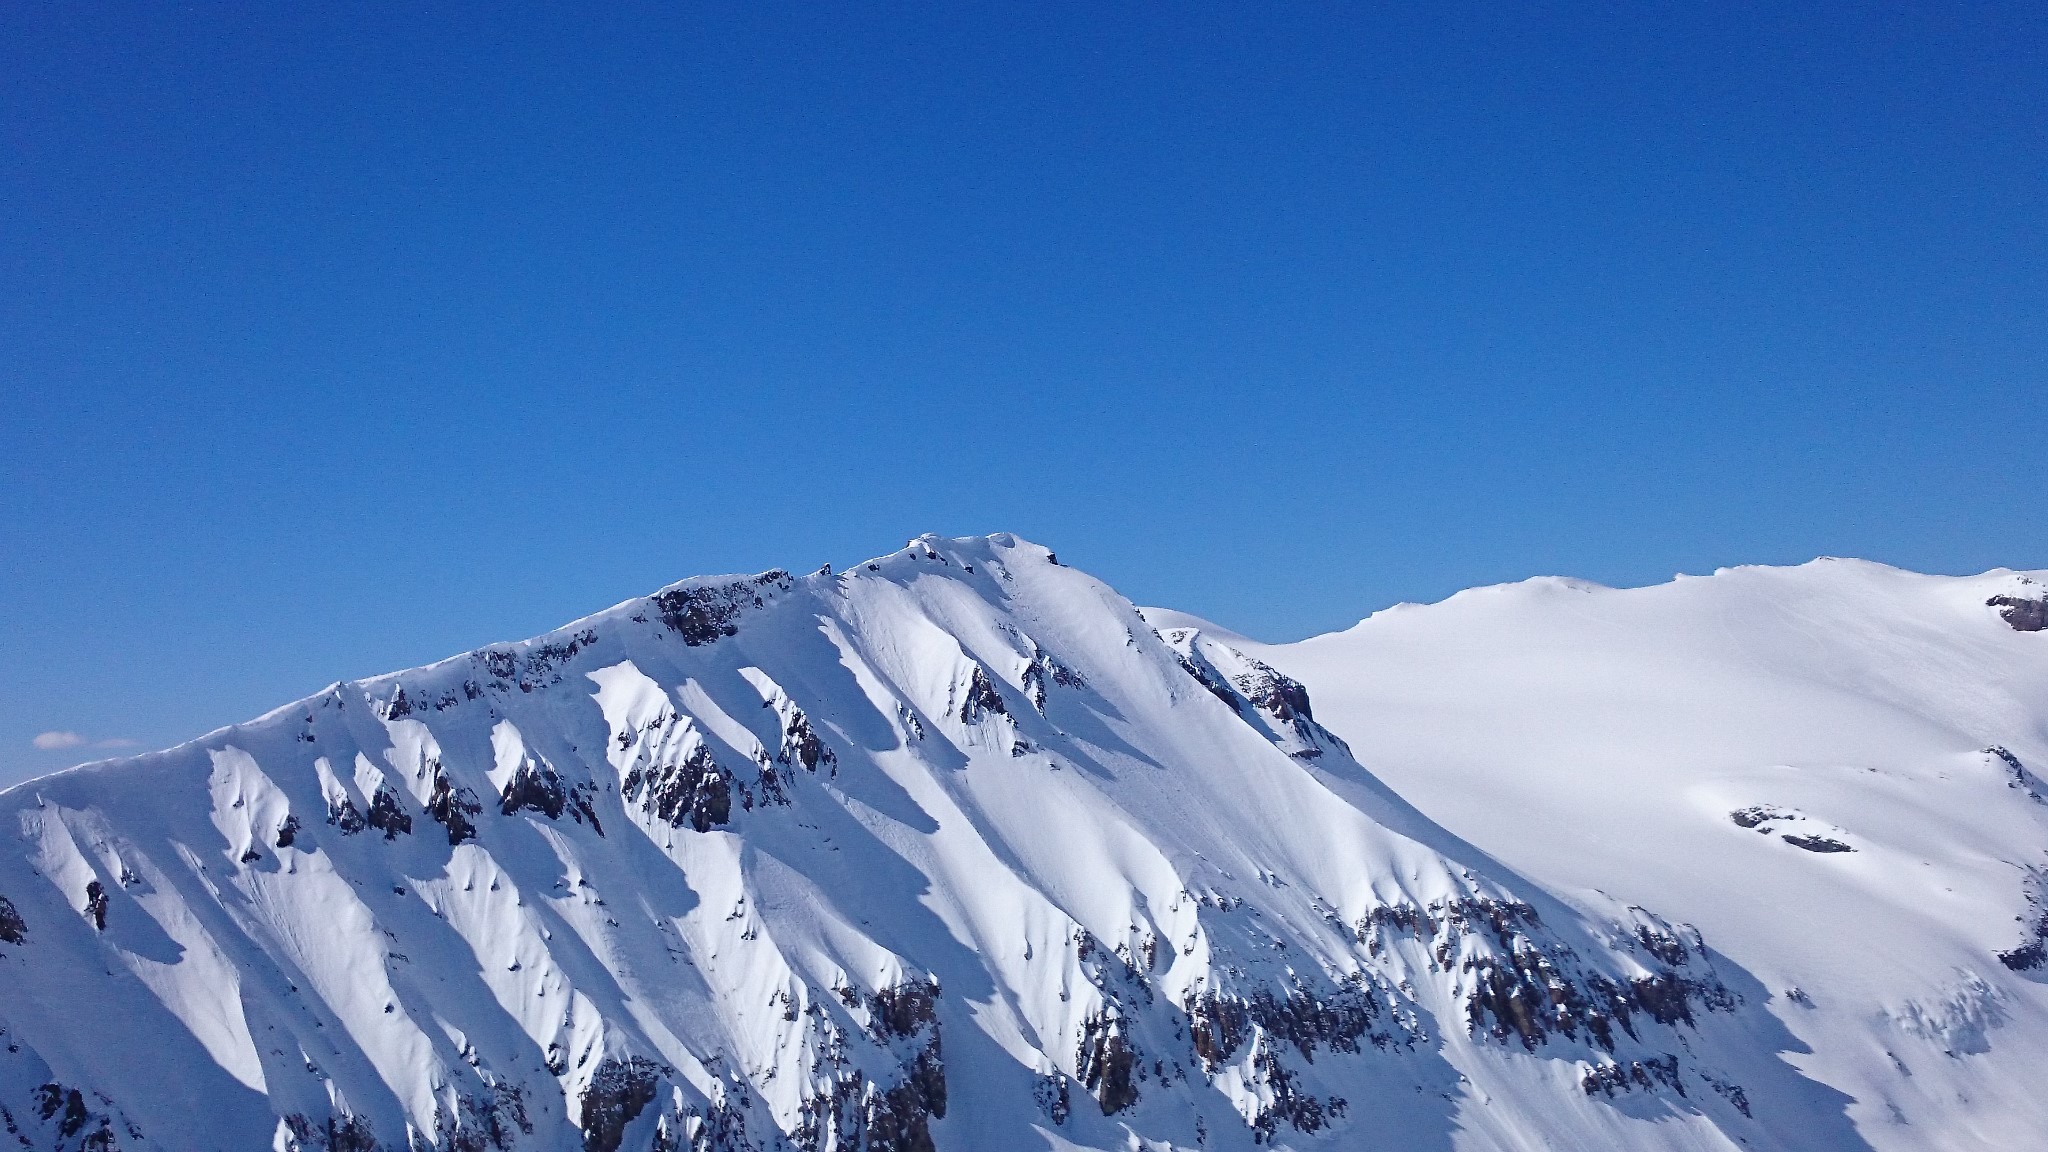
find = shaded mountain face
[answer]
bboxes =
[0,537,2022,1152]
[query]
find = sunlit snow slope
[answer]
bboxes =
[3,536,2040,1152]
[1228,559,2048,1152]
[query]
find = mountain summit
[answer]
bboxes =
[2,536,2043,1151]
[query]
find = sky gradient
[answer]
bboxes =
[4,2,2045,786]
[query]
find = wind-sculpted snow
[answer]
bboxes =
[3,538,2029,1151]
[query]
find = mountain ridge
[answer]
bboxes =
[2,534,2044,1152]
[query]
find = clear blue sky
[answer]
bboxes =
[4,3,2044,786]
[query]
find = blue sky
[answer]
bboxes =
[3,2,2044,786]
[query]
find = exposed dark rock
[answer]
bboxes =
[1244,1043,1334,1143]
[858,978,948,1147]
[1178,654,1241,711]
[776,707,836,775]
[1633,922,1694,967]
[475,629,601,694]
[1701,1070,1752,1118]
[868,980,942,1042]
[1229,657,1315,725]
[623,745,732,833]
[580,1056,662,1152]
[425,773,482,845]
[651,574,789,646]
[1352,897,1733,1053]
[1988,746,2044,801]
[501,757,604,833]
[0,896,25,945]
[861,1080,939,1152]
[383,688,413,720]
[33,1084,86,1139]
[1728,807,1788,830]
[1184,979,1381,1072]
[83,881,107,931]
[281,1111,381,1152]
[1988,594,2048,631]
[651,1096,759,1152]
[365,785,412,840]
[1075,1009,1138,1115]
[1998,889,2048,971]
[959,666,1007,724]
[1999,938,2046,971]
[328,793,368,835]
[1032,1074,1071,1125]
[1581,1054,1684,1099]
[1021,650,1085,714]
[1782,835,1854,854]
[275,814,301,848]
[431,1084,532,1152]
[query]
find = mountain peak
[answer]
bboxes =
[3,541,2042,1151]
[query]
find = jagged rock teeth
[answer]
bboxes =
[957,665,1007,723]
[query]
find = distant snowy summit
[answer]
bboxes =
[1,536,2045,1152]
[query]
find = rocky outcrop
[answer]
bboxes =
[1989,746,2044,802]
[623,744,733,833]
[1998,874,2048,972]
[1782,834,1853,854]
[1074,1009,1138,1116]
[0,896,24,945]
[1020,649,1084,714]
[1581,1055,1683,1099]
[327,792,368,834]
[1988,593,2048,631]
[1729,807,1854,853]
[426,772,484,845]
[775,706,835,775]
[278,1111,381,1152]
[500,756,604,832]
[790,977,947,1152]
[474,628,600,695]
[364,783,412,839]
[581,1057,663,1152]
[957,666,1007,724]
[1353,898,1735,1053]
[1184,977,1386,1072]
[650,573,791,645]
[20,1081,125,1151]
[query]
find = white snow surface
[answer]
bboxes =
[1228,559,2048,1152]
[1,537,2042,1152]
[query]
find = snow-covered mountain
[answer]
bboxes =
[1,536,2042,1152]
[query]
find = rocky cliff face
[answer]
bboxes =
[0,537,1957,1151]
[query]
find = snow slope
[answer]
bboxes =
[1232,559,2048,1152]
[1,536,2040,1151]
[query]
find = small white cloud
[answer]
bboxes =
[32,731,88,750]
